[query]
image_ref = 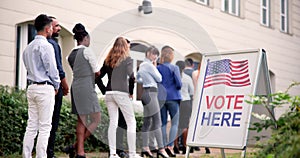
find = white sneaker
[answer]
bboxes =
[110,154,121,158]
[129,153,142,158]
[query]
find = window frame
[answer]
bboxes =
[196,0,209,6]
[280,0,288,33]
[260,0,270,26]
[15,23,36,89]
[222,0,240,16]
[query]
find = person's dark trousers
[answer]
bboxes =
[116,108,127,153]
[47,86,63,158]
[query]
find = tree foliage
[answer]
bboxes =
[247,82,300,158]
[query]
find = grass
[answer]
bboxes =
[6,149,257,158]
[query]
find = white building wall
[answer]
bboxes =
[0,0,299,98]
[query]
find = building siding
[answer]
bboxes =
[0,0,299,97]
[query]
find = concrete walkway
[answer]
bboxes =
[57,148,247,158]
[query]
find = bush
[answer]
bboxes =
[247,82,300,158]
[0,85,144,156]
[0,85,28,156]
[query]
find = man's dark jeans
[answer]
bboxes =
[116,108,127,152]
[47,86,63,157]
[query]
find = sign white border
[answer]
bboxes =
[187,49,271,150]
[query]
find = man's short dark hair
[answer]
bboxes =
[34,14,52,32]
[185,58,194,67]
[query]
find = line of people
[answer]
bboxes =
[21,14,208,158]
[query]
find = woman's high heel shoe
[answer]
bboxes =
[164,148,175,157]
[173,146,180,154]
[157,151,169,158]
[141,151,154,158]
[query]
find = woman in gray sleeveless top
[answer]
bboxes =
[66,23,101,158]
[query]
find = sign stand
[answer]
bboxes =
[241,148,246,158]
[185,49,272,158]
[185,146,190,158]
[220,148,226,158]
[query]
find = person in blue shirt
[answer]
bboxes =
[157,45,182,157]
[47,16,69,158]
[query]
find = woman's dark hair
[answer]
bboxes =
[34,14,52,32]
[185,58,194,67]
[175,60,185,76]
[72,23,88,42]
[145,46,159,57]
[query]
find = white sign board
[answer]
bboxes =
[187,49,271,149]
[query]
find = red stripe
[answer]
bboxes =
[205,78,250,85]
[230,62,248,69]
[205,74,249,82]
[230,65,248,73]
[205,73,249,80]
[231,69,249,76]
[204,81,251,88]
[230,60,248,64]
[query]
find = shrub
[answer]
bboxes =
[0,85,28,156]
[0,85,144,156]
[247,82,300,158]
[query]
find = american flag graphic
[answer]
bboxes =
[204,59,251,88]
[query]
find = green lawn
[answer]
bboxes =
[6,150,257,158]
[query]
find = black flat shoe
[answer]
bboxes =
[189,147,194,153]
[165,148,175,157]
[141,151,153,158]
[63,144,75,158]
[182,147,186,155]
[205,147,211,154]
[157,151,169,158]
[173,146,180,154]
[118,151,129,158]
[75,154,86,158]
[194,147,200,151]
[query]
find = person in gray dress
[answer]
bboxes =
[67,23,101,158]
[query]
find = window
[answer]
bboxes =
[129,42,148,101]
[222,0,240,16]
[15,26,21,88]
[261,0,270,26]
[15,23,36,89]
[280,0,288,33]
[196,0,209,5]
